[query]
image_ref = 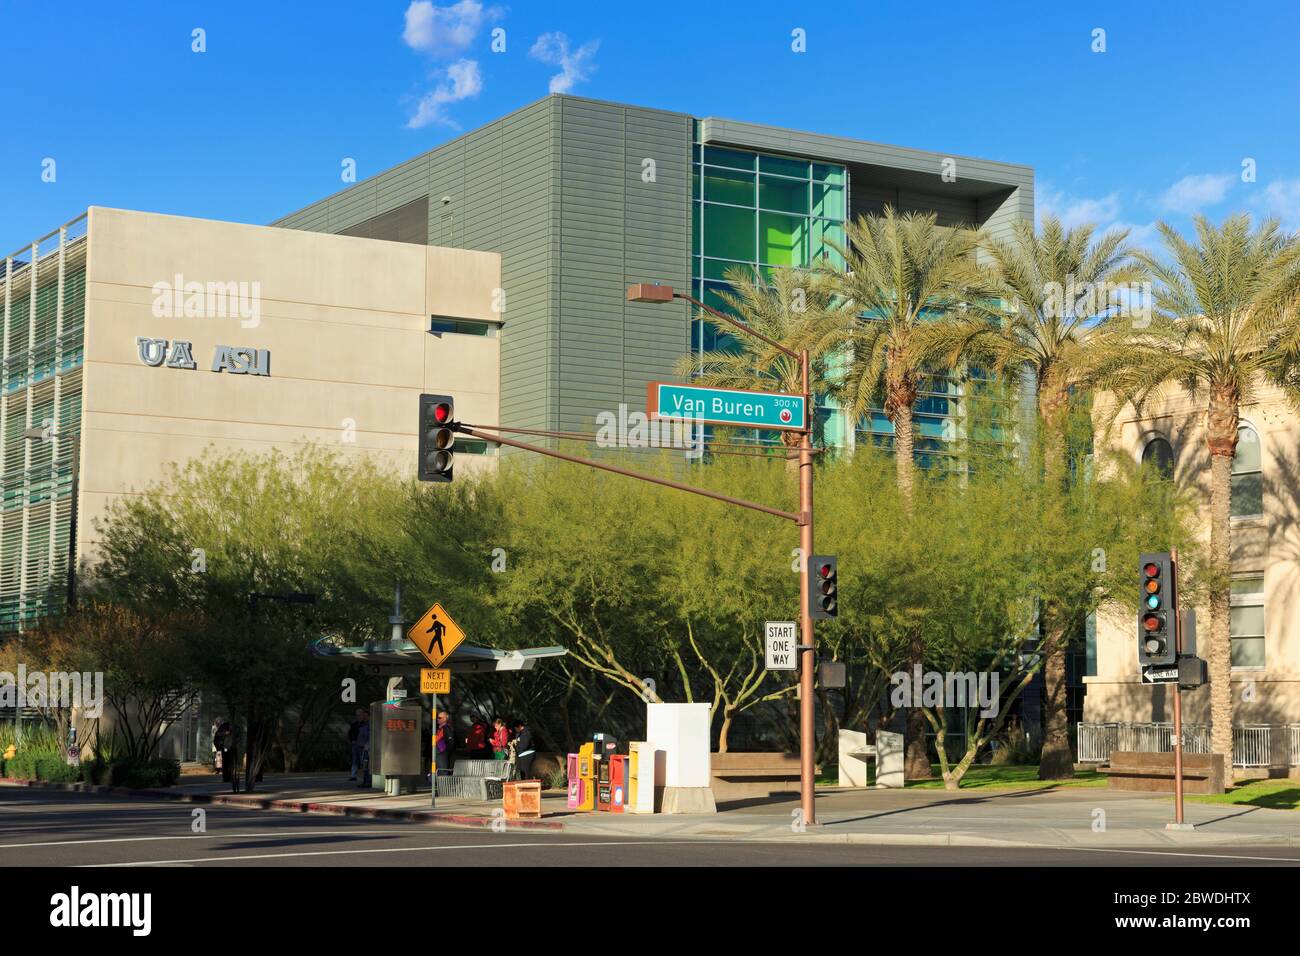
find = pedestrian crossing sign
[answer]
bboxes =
[409,602,466,668]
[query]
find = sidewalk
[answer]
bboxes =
[7,771,1300,849]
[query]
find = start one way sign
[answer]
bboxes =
[765,621,798,671]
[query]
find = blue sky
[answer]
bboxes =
[3,0,1298,253]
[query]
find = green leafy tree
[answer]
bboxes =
[819,207,993,779]
[936,213,1141,778]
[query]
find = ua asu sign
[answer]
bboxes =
[136,337,271,376]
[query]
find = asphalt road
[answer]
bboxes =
[3,789,1299,866]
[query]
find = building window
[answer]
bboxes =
[1231,424,1263,518]
[1141,435,1175,479]
[1229,574,1265,668]
[430,317,492,336]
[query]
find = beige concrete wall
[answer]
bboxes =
[78,206,500,557]
[1086,384,1300,727]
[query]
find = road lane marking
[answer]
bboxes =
[1047,845,1300,863]
[0,828,426,850]
[86,840,744,866]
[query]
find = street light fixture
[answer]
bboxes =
[626,282,819,826]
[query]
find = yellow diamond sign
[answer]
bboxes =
[408,602,466,668]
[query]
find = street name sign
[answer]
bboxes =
[765,621,798,670]
[420,668,451,695]
[409,602,466,668]
[648,381,806,431]
[1141,664,1180,685]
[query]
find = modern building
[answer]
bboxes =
[1,92,1035,630]
[1084,383,1300,770]
[274,93,1034,460]
[0,207,501,629]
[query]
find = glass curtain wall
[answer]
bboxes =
[691,143,847,446]
[0,216,86,631]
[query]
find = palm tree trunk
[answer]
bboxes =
[1035,372,1076,779]
[892,400,916,504]
[1206,430,1237,777]
[891,396,930,779]
[1038,619,1074,779]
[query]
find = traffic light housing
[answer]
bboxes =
[808,554,838,619]
[1137,551,1177,666]
[418,393,455,482]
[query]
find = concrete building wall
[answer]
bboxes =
[1085,383,1300,729]
[77,206,501,560]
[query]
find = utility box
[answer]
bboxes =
[369,700,423,794]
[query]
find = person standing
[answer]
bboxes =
[512,719,535,779]
[434,711,453,775]
[490,717,509,760]
[348,709,367,781]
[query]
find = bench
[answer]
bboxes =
[435,758,513,801]
[710,753,818,801]
[1097,751,1225,794]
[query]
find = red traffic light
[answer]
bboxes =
[431,402,452,424]
[1141,613,1162,632]
[817,562,833,579]
[1143,562,1159,578]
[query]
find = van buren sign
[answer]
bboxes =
[647,381,806,431]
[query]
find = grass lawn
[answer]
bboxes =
[1185,779,1300,811]
[908,764,1106,790]
[818,763,1105,790]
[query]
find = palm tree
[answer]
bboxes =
[1088,214,1300,771]
[818,207,994,780]
[675,264,842,468]
[935,214,1141,779]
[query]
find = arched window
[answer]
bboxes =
[1231,424,1263,518]
[1141,436,1175,480]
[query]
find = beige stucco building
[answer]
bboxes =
[1085,382,1300,768]
[1,207,502,626]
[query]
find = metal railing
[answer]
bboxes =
[1290,725,1300,767]
[1077,721,1279,767]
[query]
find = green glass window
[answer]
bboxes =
[703,205,756,262]
[812,183,845,220]
[759,175,809,215]
[702,146,755,170]
[703,167,754,206]
[759,154,809,178]
[811,220,845,268]
[759,212,808,266]
[813,163,845,185]
[703,258,756,282]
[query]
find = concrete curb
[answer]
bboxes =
[0,778,564,831]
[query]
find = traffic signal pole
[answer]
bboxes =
[453,284,821,827]
[1171,547,1186,828]
[797,349,817,826]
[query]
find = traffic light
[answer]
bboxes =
[808,554,838,619]
[418,393,456,482]
[1137,551,1177,666]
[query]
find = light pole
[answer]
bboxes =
[625,283,818,826]
[22,426,79,612]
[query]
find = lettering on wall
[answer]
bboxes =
[136,338,270,377]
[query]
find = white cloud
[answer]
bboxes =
[1255,178,1300,231]
[1159,173,1235,214]
[406,59,483,129]
[1037,184,1122,230]
[403,1,500,57]
[529,32,599,93]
